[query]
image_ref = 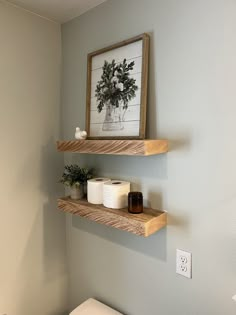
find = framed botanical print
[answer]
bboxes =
[86,33,149,139]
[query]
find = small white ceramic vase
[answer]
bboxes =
[70,185,84,200]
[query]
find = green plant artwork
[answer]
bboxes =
[95,59,138,131]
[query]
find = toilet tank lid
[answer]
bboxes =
[70,298,123,315]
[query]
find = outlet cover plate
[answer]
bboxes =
[176,249,192,279]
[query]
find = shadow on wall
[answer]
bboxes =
[71,153,168,181]
[15,138,68,315]
[72,215,167,261]
[146,31,157,139]
[41,138,69,314]
[40,138,67,281]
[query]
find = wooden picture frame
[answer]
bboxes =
[86,33,149,139]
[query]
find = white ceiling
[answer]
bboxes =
[6,0,107,23]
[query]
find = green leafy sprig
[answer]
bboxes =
[59,164,93,187]
[95,58,138,113]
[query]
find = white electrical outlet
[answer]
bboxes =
[176,249,192,278]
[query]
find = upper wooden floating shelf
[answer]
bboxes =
[57,139,168,156]
[58,197,167,237]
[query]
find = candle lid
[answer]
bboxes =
[128,192,143,199]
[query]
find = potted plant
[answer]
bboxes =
[95,58,138,131]
[59,164,93,200]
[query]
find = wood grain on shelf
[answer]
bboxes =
[57,139,168,156]
[58,197,167,237]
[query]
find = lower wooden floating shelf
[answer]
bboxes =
[58,197,167,237]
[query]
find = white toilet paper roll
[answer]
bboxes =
[87,178,110,204]
[103,180,130,209]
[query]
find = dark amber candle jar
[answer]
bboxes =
[128,192,143,214]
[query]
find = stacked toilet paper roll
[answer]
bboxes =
[103,180,130,209]
[87,178,110,204]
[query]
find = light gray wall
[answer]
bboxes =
[61,0,236,314]
[0,1,68,314]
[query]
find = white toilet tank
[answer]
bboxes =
[70,298,123,315]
